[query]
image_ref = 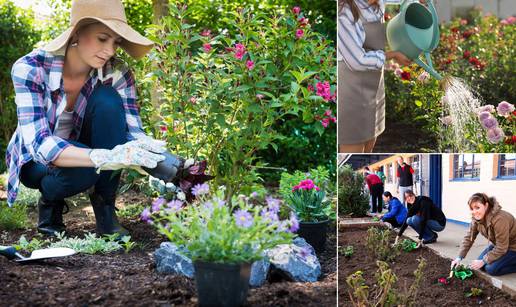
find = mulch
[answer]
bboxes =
[339,227,515,306]
[0,191,336,306]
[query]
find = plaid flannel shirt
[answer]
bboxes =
[5,48,146,206]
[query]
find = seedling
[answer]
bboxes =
[339,245,354,258]
[465,287,483,298]
[366,227,401,262]
[401,239,418,252]
[372,216,380,222]
[453,264,473,280]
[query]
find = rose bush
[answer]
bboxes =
[139,4,335,199]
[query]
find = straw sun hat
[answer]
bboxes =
[42,0,154,59]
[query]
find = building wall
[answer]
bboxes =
[441,154,516,224]
[435,0,515,21]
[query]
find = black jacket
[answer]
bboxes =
[398,196,446,239]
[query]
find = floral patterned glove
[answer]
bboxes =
[89,139,166,173]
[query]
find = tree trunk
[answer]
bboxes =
[152,0,169,24]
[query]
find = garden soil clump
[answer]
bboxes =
[0,192,336,306]
[339,228,515,306]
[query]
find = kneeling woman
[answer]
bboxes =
[451,193,516,276]
[380,191,407,228]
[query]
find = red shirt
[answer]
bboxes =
[365,173,382,190]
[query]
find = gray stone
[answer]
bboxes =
[154,242,194,278]
[249,258,270,287]
[266,239,321,282]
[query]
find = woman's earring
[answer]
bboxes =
[71,41,78,47]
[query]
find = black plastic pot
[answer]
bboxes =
[298,220,329,253]
[193,261,252,307]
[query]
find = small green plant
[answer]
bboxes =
[286,179,332,222]
[465,287,483,298]
[366,227,401,262]
[0,202,28,230]
[453,264,474,280]
[118,203,147,219]
[119,235,136,253]
[13,184,41,207]
[14,235,49,252]
[50,232,123,254]
[339,245,354,258]
[401,239,418,252]
[347,258,427,307]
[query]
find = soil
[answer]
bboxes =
[339,228,515,306]
[0,191,336,306]
[374,121,438,153]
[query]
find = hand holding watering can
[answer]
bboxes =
[386,0,443,80]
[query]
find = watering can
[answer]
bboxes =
[386,0,443,80]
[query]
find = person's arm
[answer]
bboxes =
[12,60,72,167]
[382,200,398,220]
[397,199,417,238]
[458,221,479,259]
[52,146,95,167]
[482,216,511,264]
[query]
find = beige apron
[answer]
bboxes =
[338,20,386,145]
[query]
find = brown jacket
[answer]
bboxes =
[459,202,516,264]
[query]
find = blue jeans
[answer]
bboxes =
[478,245,516,276]
[406,215,445,241]
[19,85,127,201]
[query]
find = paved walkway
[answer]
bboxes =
[339,217,516,298]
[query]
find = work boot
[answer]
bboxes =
[37,197,68,237]
[89,192,129,238]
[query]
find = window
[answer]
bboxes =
[453,154,480,179]
[412,155,420,182]
[498,154,516,178]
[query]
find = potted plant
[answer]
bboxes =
[286,179,333,252]
[143,183,297,307]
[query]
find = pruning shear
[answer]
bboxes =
[0,245,76,263]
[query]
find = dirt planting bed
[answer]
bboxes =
[0,191,336,306]
[339,228,515,306]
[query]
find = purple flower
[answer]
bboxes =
[234,209,253,228]
[478,111,491,122]
[486,127,505,144]
[476,105,495,114]
[140,207,152,223]
[496,101,515,117]
[191,183,210,196]
[288,213,299,233]
[203,201,214,212]
[276,220,288,232]
[213,197,226,208]
[480,116,498,130]
[166,200,183,212]
[250,192,258,198]
[152,197,166,212]
[266,196,280,213]
[260,208,279,224]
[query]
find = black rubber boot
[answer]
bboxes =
[37,197,67,237]
[89,192,129,238]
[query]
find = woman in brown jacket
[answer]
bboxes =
[451,193,516,276]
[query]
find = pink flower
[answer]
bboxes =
[440,116,453,126]
[256,94,264,100]
[189,96,197,104]
[496,101,515,117]
[394,68,403,77]
[476,105,495,114]
[330,116,336,123]
[487,127,505,144]
[246,60,255,70]
[234,43,246,60]
[417,71,430,83]
[324,109,332,117]
[292,6,301,15]
[307,84,314,92]
[203,43,212,52]
[298,17,309,27]
[295,29,304,39]
[321,117,330,128]
[478,111,491,121]
[481,116,498,130]
[316,81,332,101]
[460,19,468,26]
[160,125,167,132]
[200,29,211,37]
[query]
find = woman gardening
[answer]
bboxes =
[379,191,407,229]
[451,193,516,276]
[5,0,194,238]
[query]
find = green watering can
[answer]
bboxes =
[386,0,443,80]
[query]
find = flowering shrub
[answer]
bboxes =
[140,4,335,199]
[141,184,296,263]
[278,165,330,199]
[286,179,331,222]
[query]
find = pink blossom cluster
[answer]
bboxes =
[316,81,335,101]
[501,16,516,25]
[321,109,336,128]
[234,43,246,60]
[292,179,320,192]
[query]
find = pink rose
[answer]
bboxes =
[295,29,304,39]
[203,43,212,52]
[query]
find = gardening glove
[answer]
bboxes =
[451,257,462,270]
[89,140,166,174]
[393,236,400,247]
[416,239,424,249]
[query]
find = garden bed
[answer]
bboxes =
[0,191,336,306]
[339,227,515,306]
